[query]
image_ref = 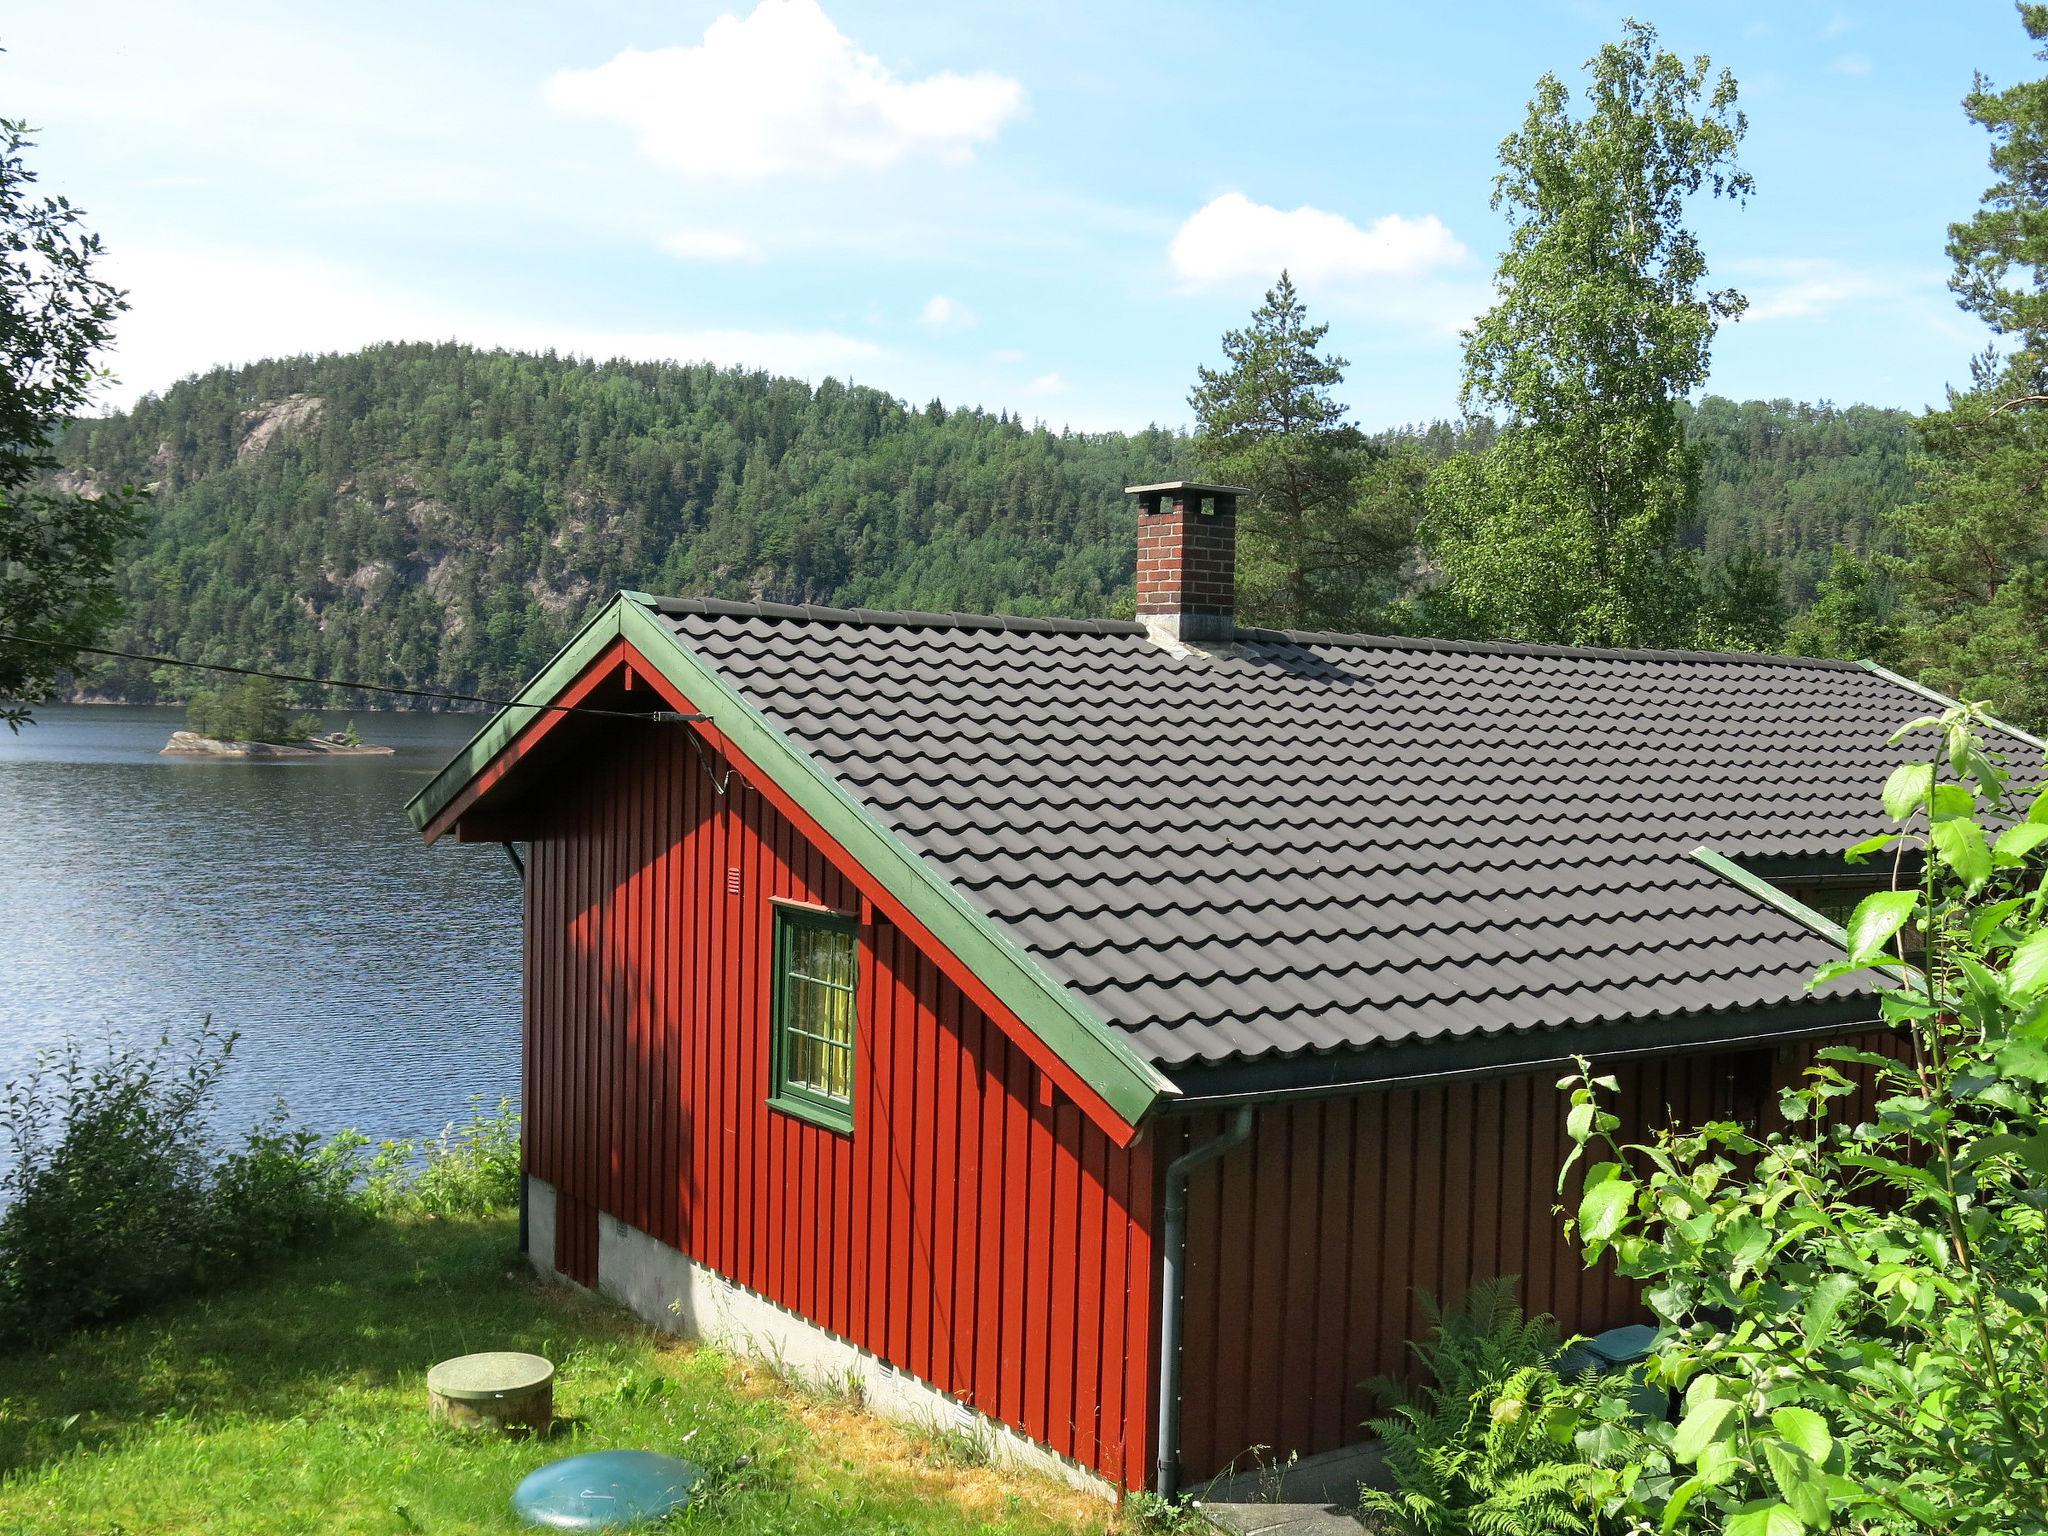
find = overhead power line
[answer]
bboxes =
[0,632,707,725]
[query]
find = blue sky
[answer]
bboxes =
[2,1,2028,431]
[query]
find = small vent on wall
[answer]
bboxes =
[726,866,742,895]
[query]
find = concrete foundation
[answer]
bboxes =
[523,1176,1116,1500]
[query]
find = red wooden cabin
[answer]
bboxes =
[409,483,2034,1499]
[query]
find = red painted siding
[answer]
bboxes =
[520,720,1159,1489]
[1169,1028,1909,1481]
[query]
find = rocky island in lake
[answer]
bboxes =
[162,729,395,759]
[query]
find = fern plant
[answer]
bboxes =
[1359,1279,1604,1536]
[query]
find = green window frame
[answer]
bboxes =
[768,904,859,1134]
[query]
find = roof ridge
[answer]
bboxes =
[638,592,1148,638]
[639,592,1864,670]
[1233,625,1865,669]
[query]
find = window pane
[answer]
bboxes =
[777,914,857,1115]
[788,1020,813,1090]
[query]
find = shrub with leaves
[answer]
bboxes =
[341,1095,521,1218]
[0,1021,357,1343]
[1360,1278,1603,1536]
[1557,701,2048,1534]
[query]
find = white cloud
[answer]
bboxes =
[544,0,1025,179]
[1821,12,1861,39]
[1831,52,1874,76]
[90,244,883,409]
[920,294,975,330]
[661,229,759,262]
[1169,192,1466,290]
[1023,371,1068,396]
[1730,258,1946,327]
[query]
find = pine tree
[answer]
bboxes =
[1188,272,1417,631]
[1891,5,2048,724]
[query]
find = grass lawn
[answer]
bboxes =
[0,1215,1127,1536]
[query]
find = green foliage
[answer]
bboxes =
[1422,22,1751,649]
[1686,398,1915,607]
[0,1217,1112,1536]
[58,343,1178,706]
[0,1020,357,1344]
[1889,8,2048,728]
[1696,543,1787,653]
[339,1095,521,1219]
[1555,703,2048,1533]
[1784,547,1897,661]
[1359,1280,1599,1536]
[1891,382,2048,727]
[183,673,305,742]
[1189,273,1418,630]
[1123,1491,1208,1534]
[1948,5,2048,356]
[0,119,146,729]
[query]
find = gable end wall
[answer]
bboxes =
[520,719,1159,1490]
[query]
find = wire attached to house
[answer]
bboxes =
[685,725,738,797]
[0,631,709,725]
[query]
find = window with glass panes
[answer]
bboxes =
[769,905,858,1133]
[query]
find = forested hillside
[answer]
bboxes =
[55,343,1917,703]
[1684,397,1915,605]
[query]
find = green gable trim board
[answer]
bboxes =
[1855,657,2048,755]
[406,592,1175,1129]
[405,594,634,834]
[612,600,1176,1127]
[1688,846,1850,949]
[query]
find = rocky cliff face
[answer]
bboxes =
[237,395,324,460]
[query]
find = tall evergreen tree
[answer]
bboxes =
[1422,21,1752,649]
[1188,273,1417,631]
[1890,5,2048,725]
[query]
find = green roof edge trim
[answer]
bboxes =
[1856,658,2048,755]
[405,595,630,833]
[1688,846,1848,948]
[406,592,1175,1127]
[1691,842,1928,998]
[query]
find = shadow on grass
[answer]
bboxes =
[0,1214,646,1477]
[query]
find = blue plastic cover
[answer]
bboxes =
[512,1449,701,1530]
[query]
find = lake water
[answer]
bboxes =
[0,705,522,1149]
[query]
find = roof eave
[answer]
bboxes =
[1157,994,1887,1110]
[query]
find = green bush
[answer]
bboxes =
[1555,701,2048,1534]
[341,1096,521,1219]
[1360,1279,1604,1536]
[0,1021,357,1344]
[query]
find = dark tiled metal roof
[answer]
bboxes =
[648,595,2040,1078]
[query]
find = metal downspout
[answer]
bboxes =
[1156,1105,1254,1500]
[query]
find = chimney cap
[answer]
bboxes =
[1123,479,1250,498]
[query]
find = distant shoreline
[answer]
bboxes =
[72,697,491,715]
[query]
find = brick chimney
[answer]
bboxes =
[1127,480,1245,643]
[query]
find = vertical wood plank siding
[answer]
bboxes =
[522,723,1158,1489]
[1170,1027,1907,1481]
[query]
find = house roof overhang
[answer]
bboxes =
[406,591,1179,1143]
[1156,994,1885,1110]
